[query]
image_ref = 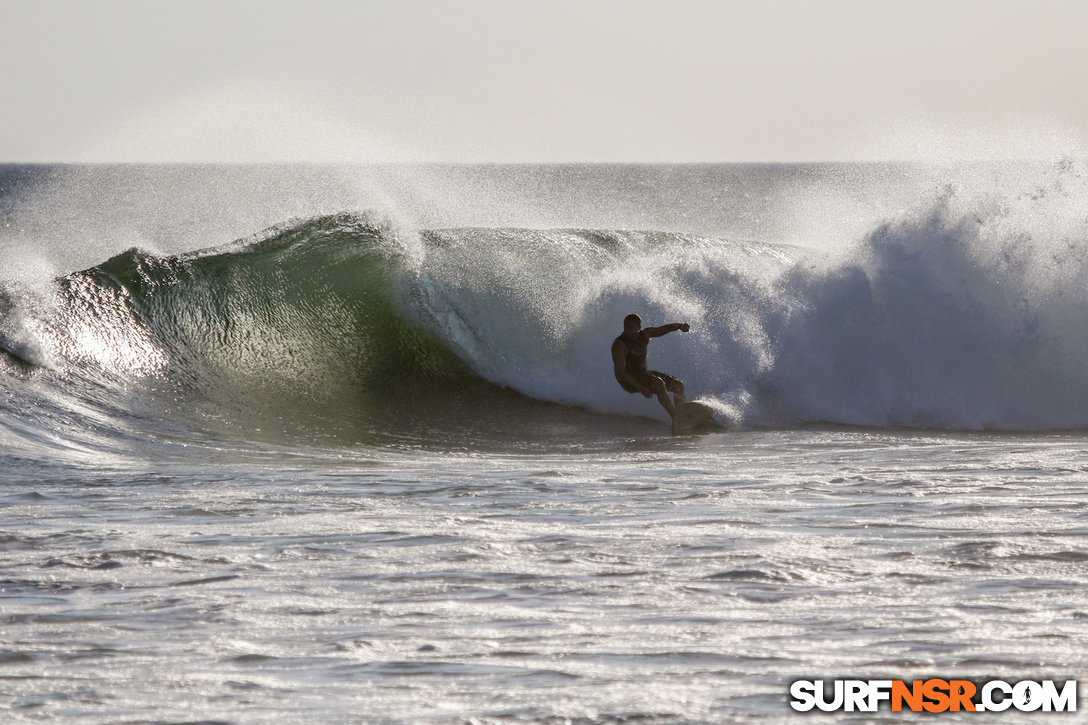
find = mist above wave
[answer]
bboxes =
[4,160,1088,443]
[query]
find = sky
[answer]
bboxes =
[2,0,1087,163]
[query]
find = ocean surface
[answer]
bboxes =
[2,162,1088,723]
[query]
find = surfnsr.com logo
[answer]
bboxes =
[789,679,1077,713]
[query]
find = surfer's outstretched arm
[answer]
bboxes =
[643,322,690,338]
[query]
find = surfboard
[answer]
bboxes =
[672,401,716,434]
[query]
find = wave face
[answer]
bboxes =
[4,161,1088,449]
[1,214,495,450]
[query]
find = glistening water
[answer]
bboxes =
[2,162,1087,722]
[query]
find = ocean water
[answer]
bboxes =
[2,162,1088,723]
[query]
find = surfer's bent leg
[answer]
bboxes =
[649,371,686,405]
[649,375,678,418]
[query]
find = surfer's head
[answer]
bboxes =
[623,313,642,335]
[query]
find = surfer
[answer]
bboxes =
[612,313,690,418]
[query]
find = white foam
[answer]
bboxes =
[411,160,1088,430]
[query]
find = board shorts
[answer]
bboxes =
[620,370,683,395]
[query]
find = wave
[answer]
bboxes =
[765,160,1088,429]
[4,159,1088,450]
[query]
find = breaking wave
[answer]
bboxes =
[4,160,1088,453]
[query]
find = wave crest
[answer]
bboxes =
[7,161,1088,439]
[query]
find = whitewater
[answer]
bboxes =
[2,162,1088,723]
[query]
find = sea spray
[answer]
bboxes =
[763,159,1088,429]
[5,161,1088,439]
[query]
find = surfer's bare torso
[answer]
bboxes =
[612,313,689,418]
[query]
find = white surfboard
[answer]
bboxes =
[672,401,716,434]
